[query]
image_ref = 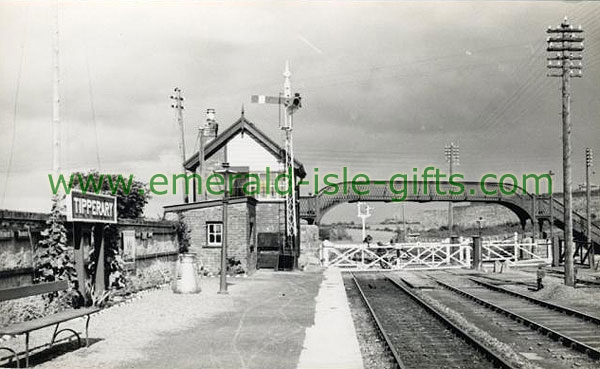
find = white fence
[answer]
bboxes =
[321,239,551,271]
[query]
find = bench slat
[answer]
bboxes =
[0,307,100,335]
[0,280,69,302]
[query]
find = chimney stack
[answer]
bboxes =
[205,108,219,141]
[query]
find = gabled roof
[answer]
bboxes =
[183,114,306,178]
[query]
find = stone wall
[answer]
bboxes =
[299,223,320,269]
[409,190,600,230]
[0,210,177,288]
[555,190,600,222]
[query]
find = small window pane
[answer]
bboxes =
[207,222,223,246]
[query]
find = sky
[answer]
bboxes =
[0,0,599,222]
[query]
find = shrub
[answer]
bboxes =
[34,195,77,303]
[175,213,192,253]
[227,257,245,275]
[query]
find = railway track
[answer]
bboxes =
[433,277,600,360]
[350,273,515,369]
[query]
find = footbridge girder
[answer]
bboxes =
[298,180,600,249]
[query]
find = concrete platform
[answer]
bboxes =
[3,270,366,369]
[297,268,364,369]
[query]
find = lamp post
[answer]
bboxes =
[216,162,237,295]
[357,202,372,243]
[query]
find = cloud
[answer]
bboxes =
[0,1,598,218]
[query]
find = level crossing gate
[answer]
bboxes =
[321,239,552,271]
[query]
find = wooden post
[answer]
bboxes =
[94,225,106,298]
[532,195,537,241]
[472,236,482,271]
[547,18,583,286]
[73,223,87,298]
[586,148,593,268]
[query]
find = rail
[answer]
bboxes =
[434,278,600,360]
[385,276,516,369]
[471,278,600,325]
[350,274,405,369]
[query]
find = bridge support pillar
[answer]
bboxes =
[552,235,561,267]
[532,195,537,241]
[472,236,482,271]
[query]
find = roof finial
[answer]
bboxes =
[240,104,246,136]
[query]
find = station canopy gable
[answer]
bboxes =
[184,115,306,178]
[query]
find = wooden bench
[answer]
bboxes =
[0,280,100,368]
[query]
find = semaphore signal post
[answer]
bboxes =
[251,62,302,267]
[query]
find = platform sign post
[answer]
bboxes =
[67,191,117,300]
[66,191,117,224]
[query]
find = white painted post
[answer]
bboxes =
[465,244,471,267]
[361,247,364,268]
[513,232,519,261]
[445,244,450,265]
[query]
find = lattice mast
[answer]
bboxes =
[282,62,298,253]
[251,62,302,254]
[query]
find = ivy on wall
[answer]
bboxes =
[34,195,77,302]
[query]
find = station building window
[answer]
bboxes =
[207,222,223,246]
[257,171,285,199]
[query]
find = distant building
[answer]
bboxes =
[576,183,599,192]
[164,112,306,273]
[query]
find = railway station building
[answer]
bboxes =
[164,111,307,274]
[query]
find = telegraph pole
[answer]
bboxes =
[586,148,593,269]
[170,88,188,203]
[547,17,584,286]
[52,0,60,175]
[445,143,459,234]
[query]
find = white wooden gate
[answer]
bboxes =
[321,239,551,270]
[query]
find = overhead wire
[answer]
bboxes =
[1,4,29,207]
[85,45,102,171]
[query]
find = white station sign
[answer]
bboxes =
[66,191,117,224]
